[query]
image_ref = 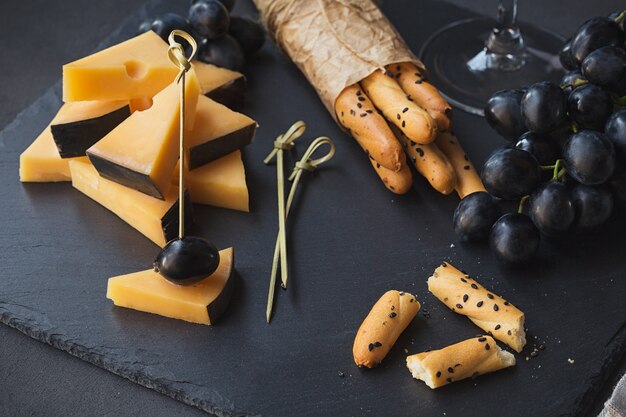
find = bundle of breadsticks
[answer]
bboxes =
[253,0,486,198]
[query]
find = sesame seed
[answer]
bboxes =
[478,337,487,342]
[446,377,453,383]
[389,312,397,318]
[366,109,373,113]
[507,330,512,335]
[368,343,374,351]
[360,113,367,117]
[456,304,463,309]
[396,65,401,71]
[396,113,401,120]
[358,96,365,102]
[463,294,468,303]
[374,342,382,347]
[402,121,406,128]
[357,102,362,108]
[399,292,405,296]
[460,278,467,283]
[391,306,395,311]
[445,108,452,116]
[350,109,355,116]
[471,284,478,289]
[477,301,483,307]
[463,165,470,170]
[495,324,501,330]
[415,147,424,157]
[504,301,510,306]
[341,111,344,116]
[436,371,441,378]
[402,107,408,113]
[487,294,494,299]
[442,262,447,267]
[356,90,362,96]
[448,367,454,373]
[485,344,490,350]
[376,163,380,169]
[493,304,499,312]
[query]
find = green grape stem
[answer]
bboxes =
[552,159,565,181]
[518,195,529,214]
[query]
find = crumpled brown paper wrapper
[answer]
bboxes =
[253,0,426,121]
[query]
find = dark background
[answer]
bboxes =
[0,0,624,416]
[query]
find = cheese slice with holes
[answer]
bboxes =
[173,151,248,212]
[107,247,235,325]
[20,125,89,182]
[63,31,179,101]
[186,95,256,169]
[69,159,192,247]
[87,70,200,199]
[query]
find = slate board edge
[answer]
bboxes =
[0,306,258,417]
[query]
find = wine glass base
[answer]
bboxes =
[420,17,565,116]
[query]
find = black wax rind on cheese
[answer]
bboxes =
[161,190,194,244]
[207,258,236,325]
[51,104,131,158]
[205,76,246,108]
[87,151,164,199]
[188,123,256,170]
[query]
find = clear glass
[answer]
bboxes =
[420,0,565,116]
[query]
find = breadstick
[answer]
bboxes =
[335,84,404,172]
[386,62,452,132]
[435,131,486,199]
[365,149,413,194]
[360,70,437,145]
[428,262,526,352]
[394,127,457,195]
[406,335,515,389]
[353,290,420,368]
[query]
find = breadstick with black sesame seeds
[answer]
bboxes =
[364,146,413,194]
[353,290,421,368]
[386,62,452,133]
[335,84,404,172]
[360,70,438,145]
[428,262,526,352]
[435,131,486,199]
[394,127,457,195]
[406,335,516,389]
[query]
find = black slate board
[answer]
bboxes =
[1,0,625,416]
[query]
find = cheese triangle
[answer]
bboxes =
[69,159,191,247]
[63,31,179,101]
[87,70,200,199]
[107,247,235,325]
[173,150,249,212]
[186,95,256,169]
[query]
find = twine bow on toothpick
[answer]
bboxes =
[167,30,197,239]
[265,123,335,323]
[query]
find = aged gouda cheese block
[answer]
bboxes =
[107,247,235,325]
[69,159,192,247]
[20,124,89,182]
[187,95,256,169]
[50,100,131,158]
[87,70,200,199]
[63,31,179,102]
[173,151,248,212]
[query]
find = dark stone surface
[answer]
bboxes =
[1,0,625,416]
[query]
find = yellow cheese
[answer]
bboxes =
[87,71,200,199]
[69,159,191,247]
[63,31,179,101]
[192,60,244,97]
[173,151,248,212]
[107,247,235,325]
[186,95,256,169]
[19,125,88,182]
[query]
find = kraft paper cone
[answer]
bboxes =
[253,0,426,121]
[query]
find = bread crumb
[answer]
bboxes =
[450,243,455,248]
[404,348,409,353]
[568,358,575,364]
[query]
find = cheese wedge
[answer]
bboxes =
[173,151,248,212]
[187,95,256,169]
[107,247,235,325]
[50,100,131,158]
[69,159,192,247]
[193,60,245,105]
[63,31,180,101]
[20,125,89,182]
[87,71,200,199]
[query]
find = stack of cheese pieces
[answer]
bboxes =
[20,31,257,247]
[19,31,257,325]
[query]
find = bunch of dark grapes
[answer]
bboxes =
[455,11,626,264]
[137,0,265,72]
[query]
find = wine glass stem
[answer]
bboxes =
[467,0,527,72]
